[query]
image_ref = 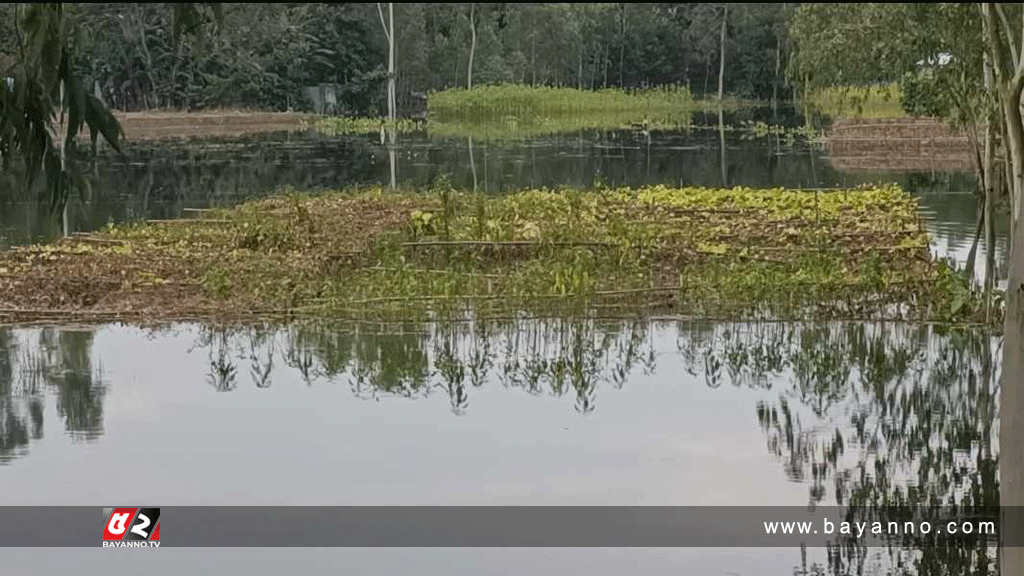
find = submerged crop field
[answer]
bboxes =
[0,184,987,326]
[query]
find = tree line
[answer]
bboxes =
[1,3,794,115]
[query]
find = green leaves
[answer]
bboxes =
[790,3,984,124]
[82,93,124,155]
[1,3,126,217]
[171,3,223,47]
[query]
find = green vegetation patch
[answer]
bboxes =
[429,85,697,120]
[314,117,425,136]
[316,112,694,140]
[804,83,907,120]
[314,86,760,139]
[0,184,986,325]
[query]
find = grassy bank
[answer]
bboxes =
[0,184,988,326]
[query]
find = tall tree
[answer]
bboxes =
[718,4,727,101]
[377,3,395,122]
[467,3,476,90]
[979,6,1024,576]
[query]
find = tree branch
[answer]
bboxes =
[995,2,1020,73]
[376,3,391,44]
[983,4,1009,83]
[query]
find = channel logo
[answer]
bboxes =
[102,508,161,547]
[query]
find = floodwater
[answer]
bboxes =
[0,107,1006,575]
[0,107,1004,274]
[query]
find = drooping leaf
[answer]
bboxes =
[43,143,61,214]
[64,61,86,149]
[83,94,124,155]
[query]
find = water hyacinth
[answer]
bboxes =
[0,183,994,326]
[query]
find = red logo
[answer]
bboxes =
[103,508,161,545]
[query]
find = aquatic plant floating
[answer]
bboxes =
[0,184,992,326]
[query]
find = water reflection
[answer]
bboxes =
[682,322,998,493]
[0,328,105,464]
[0,113,985,252]
[0,319,1002,571]
[0,116,1000,286]
[686,322,999,575]
[1,319,996,466]
[184,319,658,416]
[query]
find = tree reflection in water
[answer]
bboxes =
[0,319,1003,573]
[195,318,657,415]
[680,321,999,575]
[0,327,104,464]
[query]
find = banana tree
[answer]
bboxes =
[1,3,220,232]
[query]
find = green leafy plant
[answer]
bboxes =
[0,4,125,217]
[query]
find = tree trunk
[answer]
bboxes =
[590,44,599,89]
[984,7,1024,575]
[1002,83,1024,216]
[618,3,626,87]
[578,44,584,90]
[772,12,781,114]
[1003,171,1024,576]
[603,42,609,88]
[986,168,998,319]
[703,56,710,96]
[388,124,397,189]
[468,137,477,193]
[378,3,396,122]
[531,32,536,87]
[167,41,186,110]
[58,83,68,238]
[718,5,728,102]
[719,107,727,187]
[965,116,987,284]
[388,4,395,122]
[467,3,475,90]
[984,54,998,320]
[377,3,396,189]
[139,38,159,108]
[965,197,984,281]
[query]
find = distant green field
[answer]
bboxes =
[316,84,761,139]
[804,83,907,119]
[428,84,698,121]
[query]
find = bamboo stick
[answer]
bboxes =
[146,219,231,225]
[402,240,616,248]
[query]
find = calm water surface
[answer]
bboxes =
[0,108,1005,575]
[0,320,999,574]
[0,107,1002,274]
